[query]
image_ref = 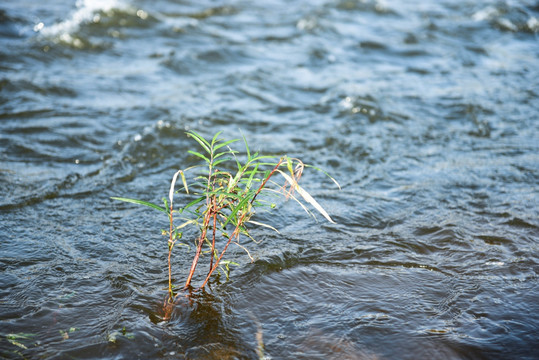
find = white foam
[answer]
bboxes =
[38,0,124,38]
[472,6,498,22]
[527,17,538,32]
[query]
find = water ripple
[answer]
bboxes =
[1,0,538,358]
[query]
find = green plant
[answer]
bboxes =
[112,131,338,301]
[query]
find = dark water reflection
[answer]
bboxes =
[1,0,538,359]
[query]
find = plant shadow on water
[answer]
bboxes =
[140,271,383,360]
[144,290,260,359]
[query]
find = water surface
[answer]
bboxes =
[1,0,538,359]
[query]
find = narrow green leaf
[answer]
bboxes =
[229,148,242,170]
[240,168,262,177]
[305,164,342,189]
[245,163,259,191]
[207,190,242,199]
[250,155,278,163]
[187,131,211,154]
[176,219,197,229]
[180,171,189,194]
[242,160,282,170]
[242,133,251,160]
[7,333,36,340]
[213,151,229,160]
[224,191,255,227]
[7,339,28,350]
[188,150,211,164]
[214,138,239,151]
[111,197,167,213]
[286,157,294,176]
[213,157,232,167]
[211,131,223,148]
[188,130,210,146]
[181,196,206,212]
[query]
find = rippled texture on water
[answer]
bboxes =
[1,0,538,359]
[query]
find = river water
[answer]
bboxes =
[1,0,538,359]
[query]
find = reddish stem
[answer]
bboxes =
[183,211,211,289]
[167,204,174,301]
[199,158,284,289]
[209,204,217,273]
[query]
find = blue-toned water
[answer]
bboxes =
[1,0,538,359]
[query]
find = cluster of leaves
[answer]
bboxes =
[112,131,338,301]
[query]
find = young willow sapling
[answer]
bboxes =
[112,131,339,301]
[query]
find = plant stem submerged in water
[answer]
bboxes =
[112,131,339,302]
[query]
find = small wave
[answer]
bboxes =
[35,0,154,48]
[0,9,28,38]
[0,78,77,99]
[39,0,124,37]
[0,172,81,211]
[334,0,396,15]
[472,3,539,33]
